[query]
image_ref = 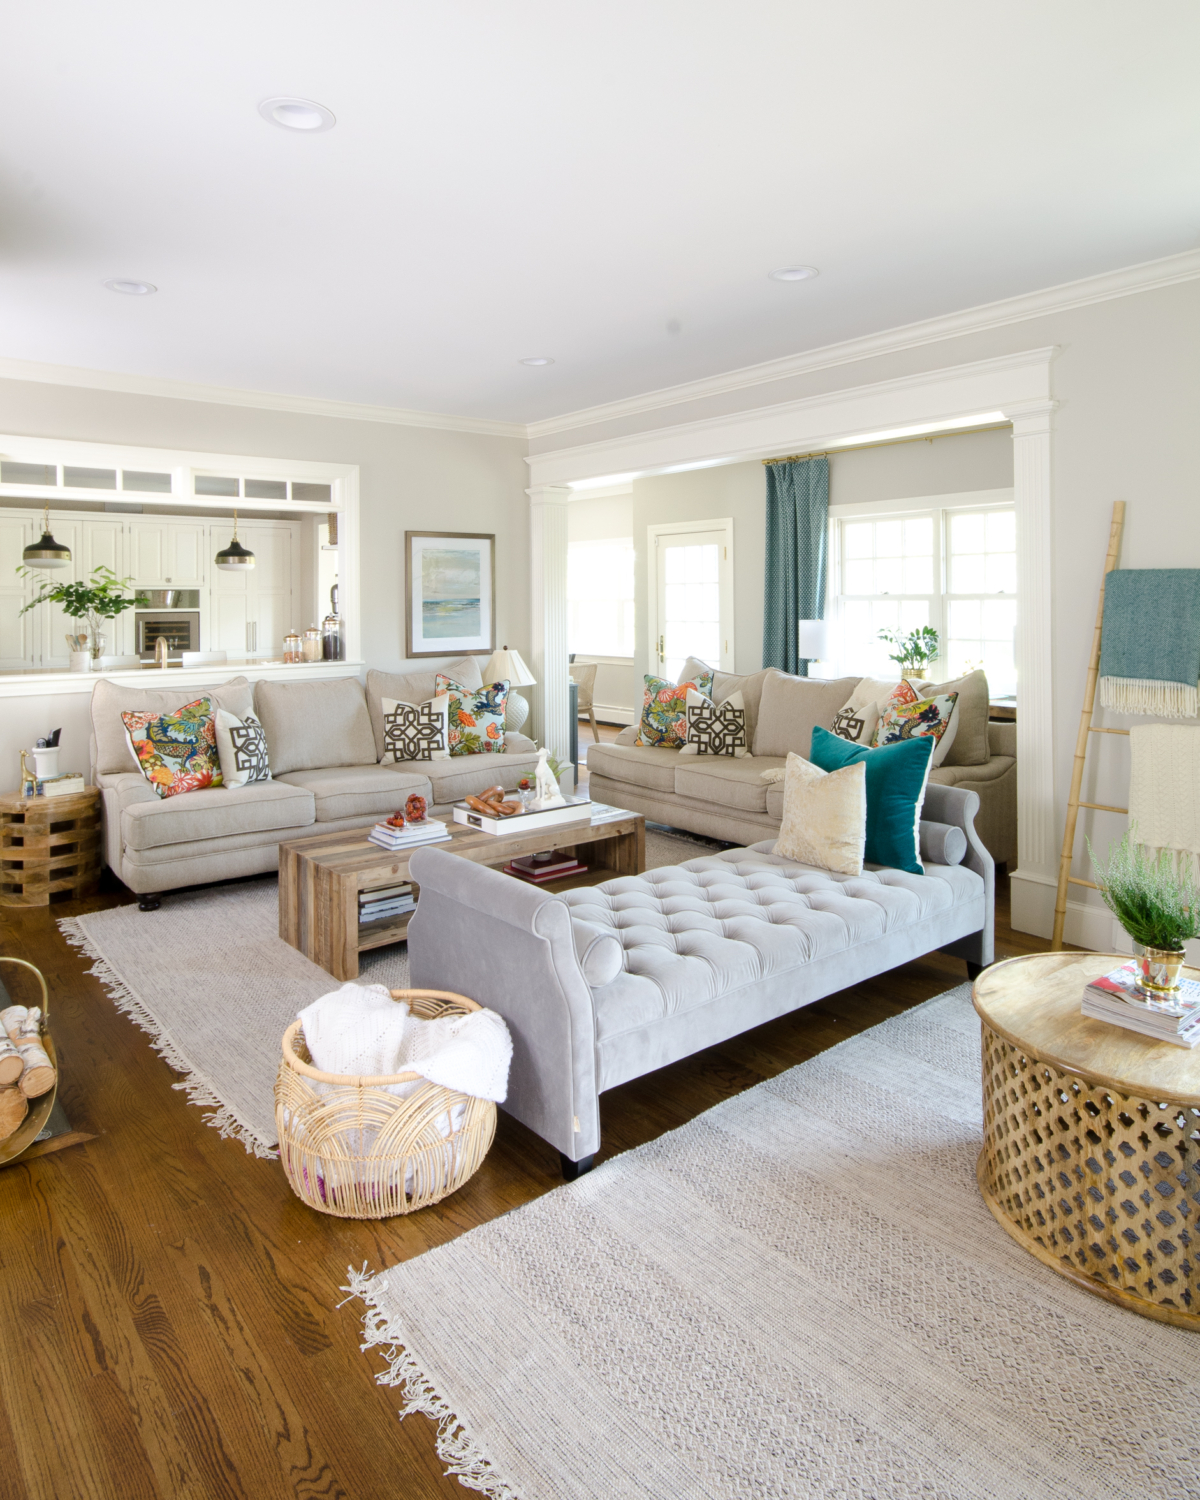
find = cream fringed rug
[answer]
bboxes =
[348,987,1200,1500]
[58,828,715,1158]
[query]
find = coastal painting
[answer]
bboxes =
[405,531,495,657]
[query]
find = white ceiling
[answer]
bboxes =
[1,1,1197,426]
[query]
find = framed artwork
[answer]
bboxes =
[405,531,496,658]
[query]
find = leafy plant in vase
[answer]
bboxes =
[17,566,149,666]
[1088,826,1200,998]
[877,625,940,676]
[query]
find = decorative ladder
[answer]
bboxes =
[1052,500,1128,949]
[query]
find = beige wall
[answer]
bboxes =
[545,277,1200,937]
[0,378,528,784]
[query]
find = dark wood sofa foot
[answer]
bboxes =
[138,894,161,912]
[560,1153,595,1181]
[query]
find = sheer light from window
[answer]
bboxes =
[568,538,635,658]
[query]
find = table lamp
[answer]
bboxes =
[796,619,827,677]
[482,646,537,732]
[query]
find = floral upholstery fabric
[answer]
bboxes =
[636,675,706,748]
[435,675,509,756]
[121,696,222,799]
[873,688,959,750]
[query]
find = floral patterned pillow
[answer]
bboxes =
[636,675,705,748]
[873,689,959,754]
[435,675,509,756]
[121,696,222,798]
[869,681,919,745]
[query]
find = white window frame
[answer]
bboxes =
[646,516,735,678]
[566,535,636,662]
[827,487,1015,688]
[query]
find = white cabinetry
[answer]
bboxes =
[208,521,296,658]
[0,514,33,671]
[127,519,207,587]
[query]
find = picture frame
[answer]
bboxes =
[405,531,496,659]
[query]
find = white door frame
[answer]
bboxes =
[527,346,1057,936]
[646,517,735,679]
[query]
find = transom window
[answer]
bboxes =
[834,501,1016,695]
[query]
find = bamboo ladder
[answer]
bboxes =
[1052,500,1128,949]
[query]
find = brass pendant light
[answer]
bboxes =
[214,510,256,572]
[22,505,72,569]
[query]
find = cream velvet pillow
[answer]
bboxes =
[774,751,866,876]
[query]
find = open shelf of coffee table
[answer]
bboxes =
[279,804,644,981]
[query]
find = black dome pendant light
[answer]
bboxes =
[22,505,72,569]
[214,510,256,572]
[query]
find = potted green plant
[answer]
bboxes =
[1088,826,1200,997]
[877,625,940,676]
[17,566,148,665]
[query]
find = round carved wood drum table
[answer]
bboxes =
[974,952,1200,1330]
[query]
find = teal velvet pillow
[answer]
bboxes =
[809,725,933,875]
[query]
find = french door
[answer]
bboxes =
[648,519,735,682]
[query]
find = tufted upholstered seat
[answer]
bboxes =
[563,846,980,1047]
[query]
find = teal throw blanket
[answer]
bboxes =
[1099,569,1200,718]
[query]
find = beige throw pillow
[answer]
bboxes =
[774,751,866,876]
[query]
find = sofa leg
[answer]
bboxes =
[966,960,984,981]
[138,894,161,912]
[560,1152,595,1181]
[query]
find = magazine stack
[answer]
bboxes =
[1081,960,1200,1048]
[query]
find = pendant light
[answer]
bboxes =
[214,510,256,572]
[22,506,72,569]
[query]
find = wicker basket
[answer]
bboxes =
[274,989,497,1218]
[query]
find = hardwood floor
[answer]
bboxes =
[0,811,1053,1499]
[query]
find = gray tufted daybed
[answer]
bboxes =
[407,781,993,1178]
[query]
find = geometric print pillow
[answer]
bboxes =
[121,695,222,799]
[214,708,272,787]
[680,690,751,757]
[831,700,880,746]
[380,696,449,763]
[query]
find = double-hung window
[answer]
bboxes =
[832,495,1016,695]
[567,537,635,659]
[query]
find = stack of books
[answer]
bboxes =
[1082,960,1200,1048]
[36,773,86,799]
[504,850,589,885]
[367,818,450,852]
[359,883,416,925]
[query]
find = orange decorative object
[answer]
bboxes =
[405,794,427,824]
[385,811,406,829]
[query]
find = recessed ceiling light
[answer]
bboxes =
[519,357,555,367]
[103,278,156,295]
[768,265,819,282]
[258,97,336,132]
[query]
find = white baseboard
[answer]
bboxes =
[1009,869,1113,949]
[590,701,636,726]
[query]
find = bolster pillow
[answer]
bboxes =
[919,820,967,867]
[571,919,624,987]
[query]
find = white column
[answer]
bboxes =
[528,485,573,763]
[1008,401,1057,935]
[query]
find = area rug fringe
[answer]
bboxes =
[344,1264,520,1500]
[58,916,277,1159]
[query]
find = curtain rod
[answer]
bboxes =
[761,422,1012,466]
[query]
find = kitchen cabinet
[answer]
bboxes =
[208,521,296,658]
[127,519,207,587]
[0,514,33,671]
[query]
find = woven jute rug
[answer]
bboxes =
[347,986,1200,1500]
[58,827,714,1158]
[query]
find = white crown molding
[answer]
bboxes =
[526,246,1200,441]
[0,356,526,440]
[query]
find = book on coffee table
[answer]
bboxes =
[452,796,593,836]
[504,857,589,884]
[1081,960,1200,1047]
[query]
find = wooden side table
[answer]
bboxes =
[0,788,102,907]
[974,952,1200,1330]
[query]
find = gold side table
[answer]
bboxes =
[974,951,1200,1331]
[0,787,102,907]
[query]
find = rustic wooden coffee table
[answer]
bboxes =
[974,951,1200,1330]
[278,803,644,982]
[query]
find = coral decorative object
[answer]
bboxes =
[405,793,427,824]
[385,811,406,829]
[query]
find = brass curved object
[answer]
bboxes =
[0,956,57,1167]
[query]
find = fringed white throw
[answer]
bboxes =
[346,988,1199,1500]
[1129,723,1200,878]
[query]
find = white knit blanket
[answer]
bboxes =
[298,983,512,1102]
[1128,724,1200,875]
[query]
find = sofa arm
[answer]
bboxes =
[988,719,1016,757]
[920,781,994,966]
[406,847,601,1161]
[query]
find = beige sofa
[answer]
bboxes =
[90,655,542,906]
[587,664,1017,866]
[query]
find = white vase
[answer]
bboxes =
[32,747,60,780]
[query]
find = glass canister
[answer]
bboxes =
[322,612,343,660]
[302,626,323,662]
[283,631,302,664]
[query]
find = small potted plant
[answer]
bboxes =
[17,566,148,666]
[877,625,940,676]
[1088,826,1200,997]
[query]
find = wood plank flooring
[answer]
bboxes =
[0,808,1055,1499]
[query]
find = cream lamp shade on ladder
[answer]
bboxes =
[483,646,537,732]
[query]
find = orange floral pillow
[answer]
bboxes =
[434,675,508,756]
[121,696,221,798]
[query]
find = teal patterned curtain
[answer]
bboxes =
[762,456,829,675]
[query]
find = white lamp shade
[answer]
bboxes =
[482,646,536,687]
[796,619,827,659]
